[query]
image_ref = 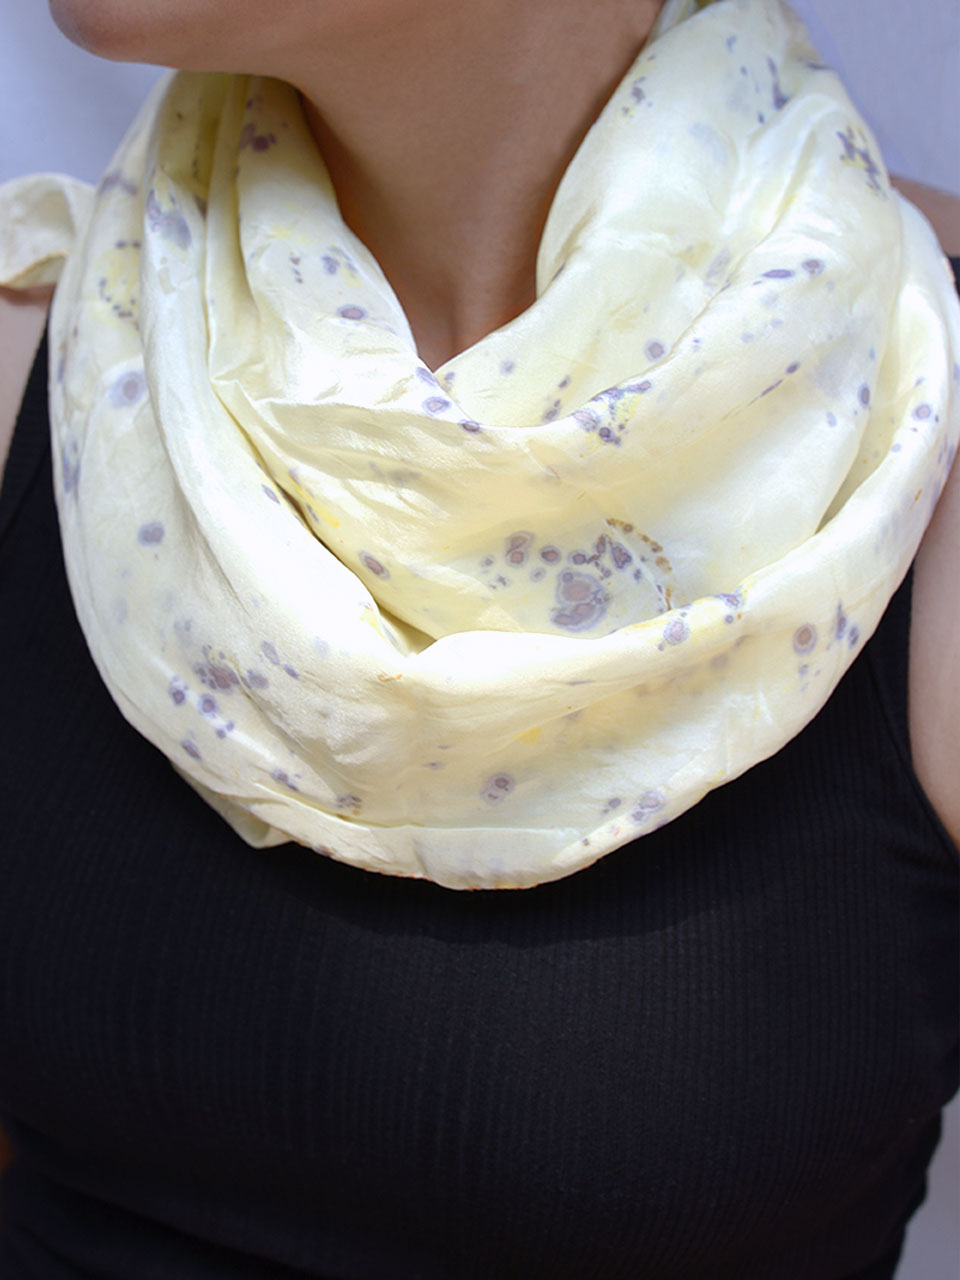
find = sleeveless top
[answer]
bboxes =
[0,299,957,1278]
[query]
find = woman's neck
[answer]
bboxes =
[293,1,665,367]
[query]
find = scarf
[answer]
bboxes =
[2,0,958,889]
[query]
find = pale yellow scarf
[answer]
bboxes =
[2,0,958,888]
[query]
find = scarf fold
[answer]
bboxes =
[2,0,958,888]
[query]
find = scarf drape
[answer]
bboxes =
[2,0,958,888]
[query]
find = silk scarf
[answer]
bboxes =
[2,0,958,888]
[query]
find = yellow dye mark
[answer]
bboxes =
[378,379,414,405]
[360,607,384,636]
[289,476,340,528]
[377,672,403,682]
[312,503,340,528]
[516,726,542,746]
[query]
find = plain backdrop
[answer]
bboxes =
[0,2,958,1277]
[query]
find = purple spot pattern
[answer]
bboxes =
[767,57,790,111]
[572,382,652,447]
[109,370,146,407]
[100,171,138,198]
[481,523,673,629]
[610,542,632,570]
[61,441,81,496]
[793,623,817,654]
[631,790,665,821]
[553,571,607,632]
[836,126,885,194]
[360,552,389,578]
[662,617,689,645]
[482,773,515,804]
[53,51,947,884]
[137,521,165,546]
[195,657,239,692]
[505,532,533,566]
[146,189,191,250]
[239,122,277,152]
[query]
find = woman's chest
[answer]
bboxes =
[0,451,957,1275]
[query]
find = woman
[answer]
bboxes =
[0,0,957,1275]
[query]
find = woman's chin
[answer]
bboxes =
[47,0,225,67]
[48,0,138,59]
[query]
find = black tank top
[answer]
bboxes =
[0,308,957,1279]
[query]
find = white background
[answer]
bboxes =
[1,3,958,1275]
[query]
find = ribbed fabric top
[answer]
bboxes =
[0,275,957,1277]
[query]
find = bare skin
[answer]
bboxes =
[297,4,668,366]
[51,0,665,367]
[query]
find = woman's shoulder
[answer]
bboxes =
[0,285,52,484]
[891,176,960,256]
[910,429,960,850]
[897,180,960,851]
